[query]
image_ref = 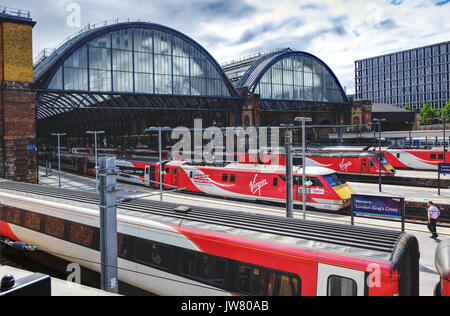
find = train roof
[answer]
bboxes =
[0,181,412,266]
[296,151,379,159]
[167,161,337,176]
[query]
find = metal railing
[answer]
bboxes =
[0,6,31,19]
[33,18,150,69]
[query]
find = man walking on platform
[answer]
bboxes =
[427,201,440,240]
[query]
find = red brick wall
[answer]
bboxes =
[0,83,36,182]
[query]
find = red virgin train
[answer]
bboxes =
[321,147,450,171]
[0,181,421,296]
[236,151,396,177]
[117,160,355,212]
[380,149,450,171]
[39,150,355,212]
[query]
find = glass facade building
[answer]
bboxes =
[355,41,450,110]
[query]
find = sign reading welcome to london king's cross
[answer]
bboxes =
[439,163,450,175]
[351,194,405,219]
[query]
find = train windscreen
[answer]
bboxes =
[322,174,346,187]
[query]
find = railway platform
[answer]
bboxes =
[0,265,119,296]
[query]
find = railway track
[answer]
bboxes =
[339,173,450,189]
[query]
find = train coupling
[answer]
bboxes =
[1,239,37,252]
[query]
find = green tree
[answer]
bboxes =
[404,104,411,111]
[440,101,450,123]
[420,103,438,125]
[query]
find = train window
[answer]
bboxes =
[230,174,236,183]
[3,207,22,225]
[397,153,401,159]
[165,168,170,174]
[273,177,278,186]
[238,265,276,296]
[323,174,345,187]
[370,159,376,167]
[222,174,229,182]
[237,264,301,296]
[24,212,42,231]
[439,154,444,160]
[181,252,226,286]
[45,216,65,239]
[308,177,323,187]
[189,172,193,179]
[327,275,357,296]
[276,274,301,296]
[135,240,170,270]
[431,154,437,159]
[117,234,134,261]
[69,223,95,248]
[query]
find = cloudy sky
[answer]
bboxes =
[5,0,450,94]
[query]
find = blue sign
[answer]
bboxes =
[439,163,450,175]
[352,194,404,219]
[26,145,37,151]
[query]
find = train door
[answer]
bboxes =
[144,165,156,187]
[172,168,179,187]
[316,263,366,296]
[361,158,369,174]
[295,177,310,203]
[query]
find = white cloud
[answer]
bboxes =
[5,0,450,94]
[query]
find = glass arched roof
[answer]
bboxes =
[35,22,239,99]
[237,50,349,104]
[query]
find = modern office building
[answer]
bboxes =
[355,41,450,111]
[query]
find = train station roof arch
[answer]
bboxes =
[234,48,349,107]
[34,21,241,122]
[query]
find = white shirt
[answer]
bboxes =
[428,205,440,220]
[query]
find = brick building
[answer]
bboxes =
[0,8,37,182]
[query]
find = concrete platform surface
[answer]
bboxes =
[0,265,119,296]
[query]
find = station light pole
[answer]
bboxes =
[86,131,105,192]
[282,125,294,219]
[295,117,313,220]
[438,118,447,163]
[372,118,386,192]
[51,133,66,188]
[145,127,171,202]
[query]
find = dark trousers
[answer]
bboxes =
[428,219,438,236]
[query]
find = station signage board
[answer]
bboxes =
[351,194,405,231]
[439,163,450,175]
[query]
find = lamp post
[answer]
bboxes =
[372,118,386,192]
[86,131,105,192]
[405,122,414,148]
[295,117,313,220]
[438,119,447,163]
[145,127,171,202]
[51,133,67,188]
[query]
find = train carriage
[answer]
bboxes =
[118,160,355,212]
[0,181,420,296]
[302,151,395,176]
[435,239,450,296]
[236,151,396,177]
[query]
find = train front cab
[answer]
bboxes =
[434,239,450,296]
[361,153,395,176]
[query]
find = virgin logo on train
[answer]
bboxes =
[339,159,352,172]
[249,175,269,196]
